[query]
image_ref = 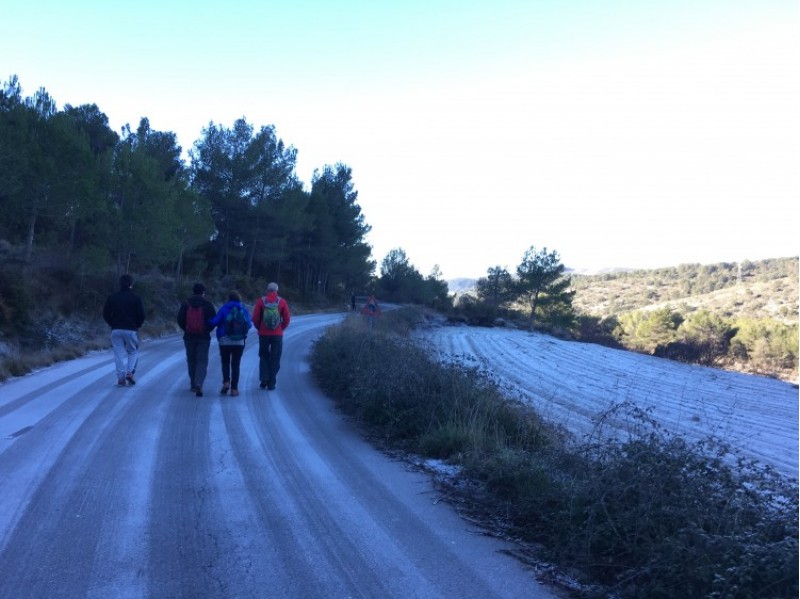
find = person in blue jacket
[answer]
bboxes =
[209,290,252,396]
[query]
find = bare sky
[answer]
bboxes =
[3,0,798,278]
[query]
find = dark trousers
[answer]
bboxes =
[258,335,283,386]
[184,338,210,389]
[219,344,245,389]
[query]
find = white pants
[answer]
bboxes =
[111,329,139,380]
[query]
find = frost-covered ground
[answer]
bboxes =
[415,323,799,479]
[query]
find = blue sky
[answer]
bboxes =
[3,1,798,278]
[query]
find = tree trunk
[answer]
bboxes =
[24,208,38,262]
[528,290,540,330]
[175,246,184,279]
[247,234,256,278]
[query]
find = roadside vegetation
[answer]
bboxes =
[311,308,799,598]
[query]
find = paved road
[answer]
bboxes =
[0,313,556,598]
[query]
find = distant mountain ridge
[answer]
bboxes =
[445,278,478,295]
[447,265,640,294]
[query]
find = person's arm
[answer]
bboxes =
[102,298,112,327]
[135,298,145,328]
[252,300,263,331]
[280,300,291,330]
[205,302,217,331]
[177,302,187,331]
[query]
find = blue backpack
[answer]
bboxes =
[225,305,249,340]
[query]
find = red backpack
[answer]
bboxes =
[185,304,206,334]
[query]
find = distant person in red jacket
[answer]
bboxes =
[252,282,291,390]
[360,295,381,316]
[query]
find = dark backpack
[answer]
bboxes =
[261,296,281,331]
[185,304,206,335]
[225,305,249,341]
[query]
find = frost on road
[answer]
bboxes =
[0,314,559,599]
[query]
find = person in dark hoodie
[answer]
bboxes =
[209,290,252,397]
[177,282,217,397]
[103,273,146,387]
[251,282,290,390]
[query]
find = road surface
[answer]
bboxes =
[0,313,556,598]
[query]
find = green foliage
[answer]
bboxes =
[553,408,799,598]
[573,257,798,325]
[302,164,374,297]
[476,266,515,306]
[516,246,575,328]
[454,294,501,327]
[0,263,31,329]
[574,314,621,347]
[571,259,798,378]
[615,306,683,353]
[730,318,799,373]
[311,309,550,454]
[453,251,576,329]
[611,301,798,377]
[0,77,375,306]
[311,315,799,598]
[676,309,735,365]
[375,248,453,310]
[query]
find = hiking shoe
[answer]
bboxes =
[195,388,203,397]
[267,384,276,391]
[221,382,230,395]
[231,389,239,397]
[259,382,268,389]
[126,373,136,385]
[117,379,127,387]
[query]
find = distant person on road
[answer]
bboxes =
[177,282,217,397]
[102,273,145,387]
[209,290,252,397]
[252,282,291,391]
[351,293,356,311]
[360,294,381,328]
[360,295,381,316]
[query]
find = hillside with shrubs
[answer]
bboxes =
[570,257,798,381]
[452,256,798,383]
